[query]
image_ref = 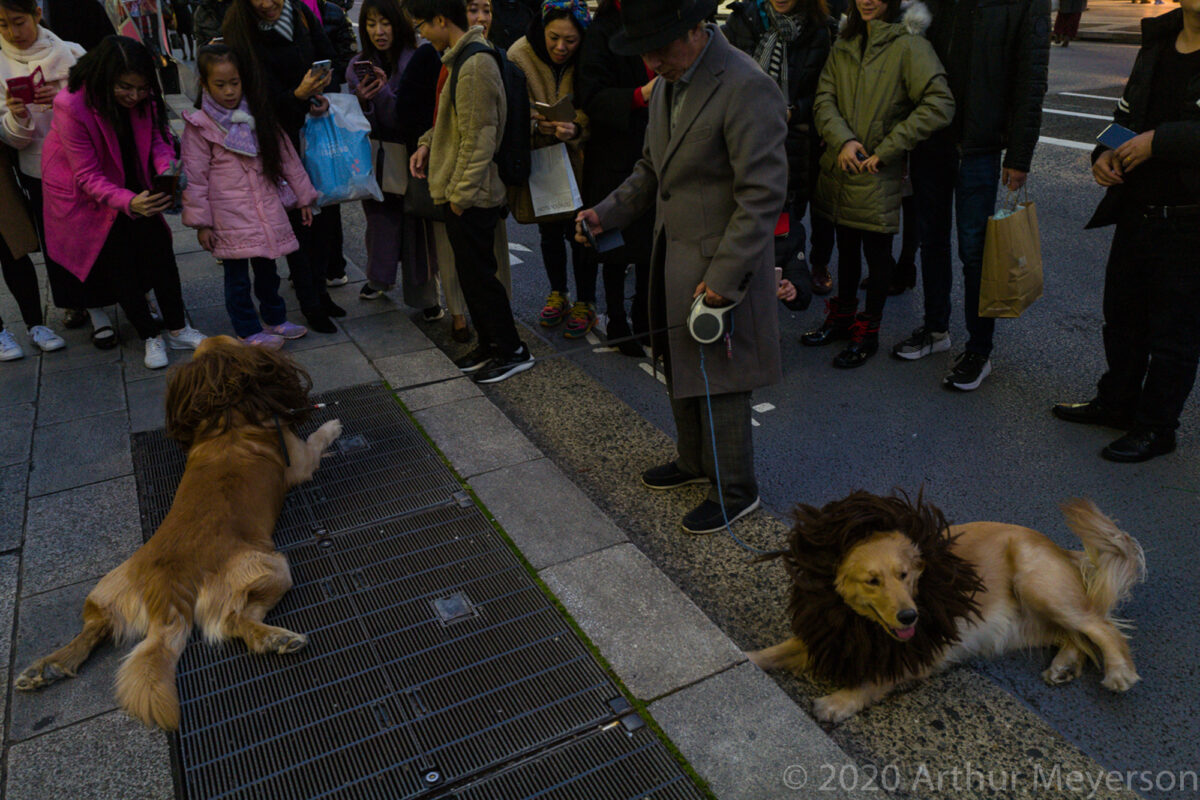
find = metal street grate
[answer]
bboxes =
[130,383,702,800]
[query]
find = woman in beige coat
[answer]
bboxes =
[508,0,595,336]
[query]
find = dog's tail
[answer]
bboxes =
[1061,498,1146,618]
[114,606,191,730]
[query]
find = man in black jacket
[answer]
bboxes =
[891,0,1050,392]
[1052,5,1200,462]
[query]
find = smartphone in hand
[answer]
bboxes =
[311,59,333,78]
[353,60,373,81]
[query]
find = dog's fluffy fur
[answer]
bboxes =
[15,337,341,730]
[750,491,1145,724]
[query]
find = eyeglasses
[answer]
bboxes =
[413,20,426,33]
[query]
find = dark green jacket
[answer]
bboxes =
[813,2,954,233]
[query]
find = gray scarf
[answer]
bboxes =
[258,0,295,41]
[753,5,803,101]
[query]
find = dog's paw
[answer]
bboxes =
[14,660,72,691]
[1042,662,1082,686]
[321,419,343,442]
[1101,664,1140,692]
[263,629,308,655]
[813,691,863,724]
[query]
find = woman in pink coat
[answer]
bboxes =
[41,36,206,368]
[181,44,318,349]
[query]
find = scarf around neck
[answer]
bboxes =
[0,26,84,83]
[753,2,803,100]
[258,0,295,40]
[201,91,259,157]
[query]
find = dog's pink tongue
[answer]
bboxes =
[894,626,916,640]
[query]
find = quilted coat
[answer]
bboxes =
[180,107,318,260]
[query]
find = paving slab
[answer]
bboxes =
[0,554,19,720]
[36,362,125,427]
[341,309,436,360]
[290,341,379,394]
[9,580,124,741]
[127,374,168,433]
[335,280,404,320]
[179,271,227,311]
[540,543,745,700]
[0,403,35,468]
[0,463,27,550]
[38,330,124,376]
[0,353,40,405]
[472,458,628,570]
[6,710,172,800]
[375,348,482,411]
[22,476,142,596]
[414,395,542,477]
[650,662,878,800]
[28,410,130,497]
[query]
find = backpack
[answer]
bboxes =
[449,42,531,188]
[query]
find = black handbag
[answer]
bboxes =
[403,176,446,222]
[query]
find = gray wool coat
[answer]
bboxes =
[594,26,788,399]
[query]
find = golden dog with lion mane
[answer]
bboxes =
[14,336,341,730]
[751,491,1144,723]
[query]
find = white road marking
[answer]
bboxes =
[1044,107,1111,121]
[508,243,532,252]
[638,362,666,384]
[509,255,523,265]
[752,402,775,413]
[1058,92,1119,102]
[585,331,600,346]
[752,419,761,427]
[1038,136,1095,152]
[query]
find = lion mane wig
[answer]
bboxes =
[772,490,986,687]
[165,336,314,447]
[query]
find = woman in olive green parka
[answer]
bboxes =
[805,0,953,368]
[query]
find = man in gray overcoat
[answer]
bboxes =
[576,0,788,535]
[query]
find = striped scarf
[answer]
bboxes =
[258,0,295,41]
[753,4,802,101]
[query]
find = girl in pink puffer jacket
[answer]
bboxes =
[181,44,319,350]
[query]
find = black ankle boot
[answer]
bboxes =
[802,298,857,346]
[303,309,337,334]
[888,259,917,296]
[322,295,347,318]
[833,314,880,368]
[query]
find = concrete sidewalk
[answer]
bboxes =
[0,101,873,800]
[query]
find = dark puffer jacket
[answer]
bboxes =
[722,0,831,205]
[1086,10,1200,229]
[923,0,1050,173]
[321,1,359,86]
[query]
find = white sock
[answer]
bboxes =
[87,307,111,330]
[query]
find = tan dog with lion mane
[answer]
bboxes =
[14,336,342,730]
[751,492,1144,723]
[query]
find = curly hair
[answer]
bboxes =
[165,337,314,448]
[772,490,985,687]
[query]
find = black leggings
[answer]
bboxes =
[96,216,186,340]
[0,233,43,329]
[600,260,649,336]
[835,225,894,318]
[539,219,594,303]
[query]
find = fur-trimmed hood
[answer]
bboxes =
[837,0,932,38]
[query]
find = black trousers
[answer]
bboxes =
[0,234,43,329]
[600,259,649,336]
[285,208,333,314]
[835,225,894,318]
[98,216,186,340]
[539,219,594,302]
[444,205,521,354]
[1097,215,1200,431]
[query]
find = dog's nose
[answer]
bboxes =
[897,609,918,626]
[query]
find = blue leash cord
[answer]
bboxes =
[698,341,778,559]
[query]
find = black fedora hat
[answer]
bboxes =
[610,0,718,56]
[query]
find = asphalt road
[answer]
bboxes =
[339,39,1199,799]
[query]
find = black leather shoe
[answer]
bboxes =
[1052,399,1134,429]
[322,296,347,318]
[641,462,708,491]
[681,496,761,534]
[302,311,337,334]
[1101,429,1176,463]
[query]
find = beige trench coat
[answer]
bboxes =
[594,26,787,399]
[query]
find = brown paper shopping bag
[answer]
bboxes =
[979,199,1044,318]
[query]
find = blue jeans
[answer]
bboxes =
[224,257,286,338]
[911,144,1002,356]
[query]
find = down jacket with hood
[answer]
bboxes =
[813,2,954,233]
[180,107,318,261]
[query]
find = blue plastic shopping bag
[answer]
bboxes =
[302,93,383,206]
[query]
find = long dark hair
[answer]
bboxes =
[67,36,172,147]
[0,0,40,14]
[840,0,902,42]
[358,0,416,75]
[193,44,286,184]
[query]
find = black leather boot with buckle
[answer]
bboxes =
[802,298,858,346]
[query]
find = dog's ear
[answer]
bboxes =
[165,339,313,446]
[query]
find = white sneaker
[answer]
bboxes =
[164,325,206,350]
[0,328,24,361]
[29,325,66,352]
[144,336,169,369]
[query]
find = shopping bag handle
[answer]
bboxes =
[1000,185,1029,212]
